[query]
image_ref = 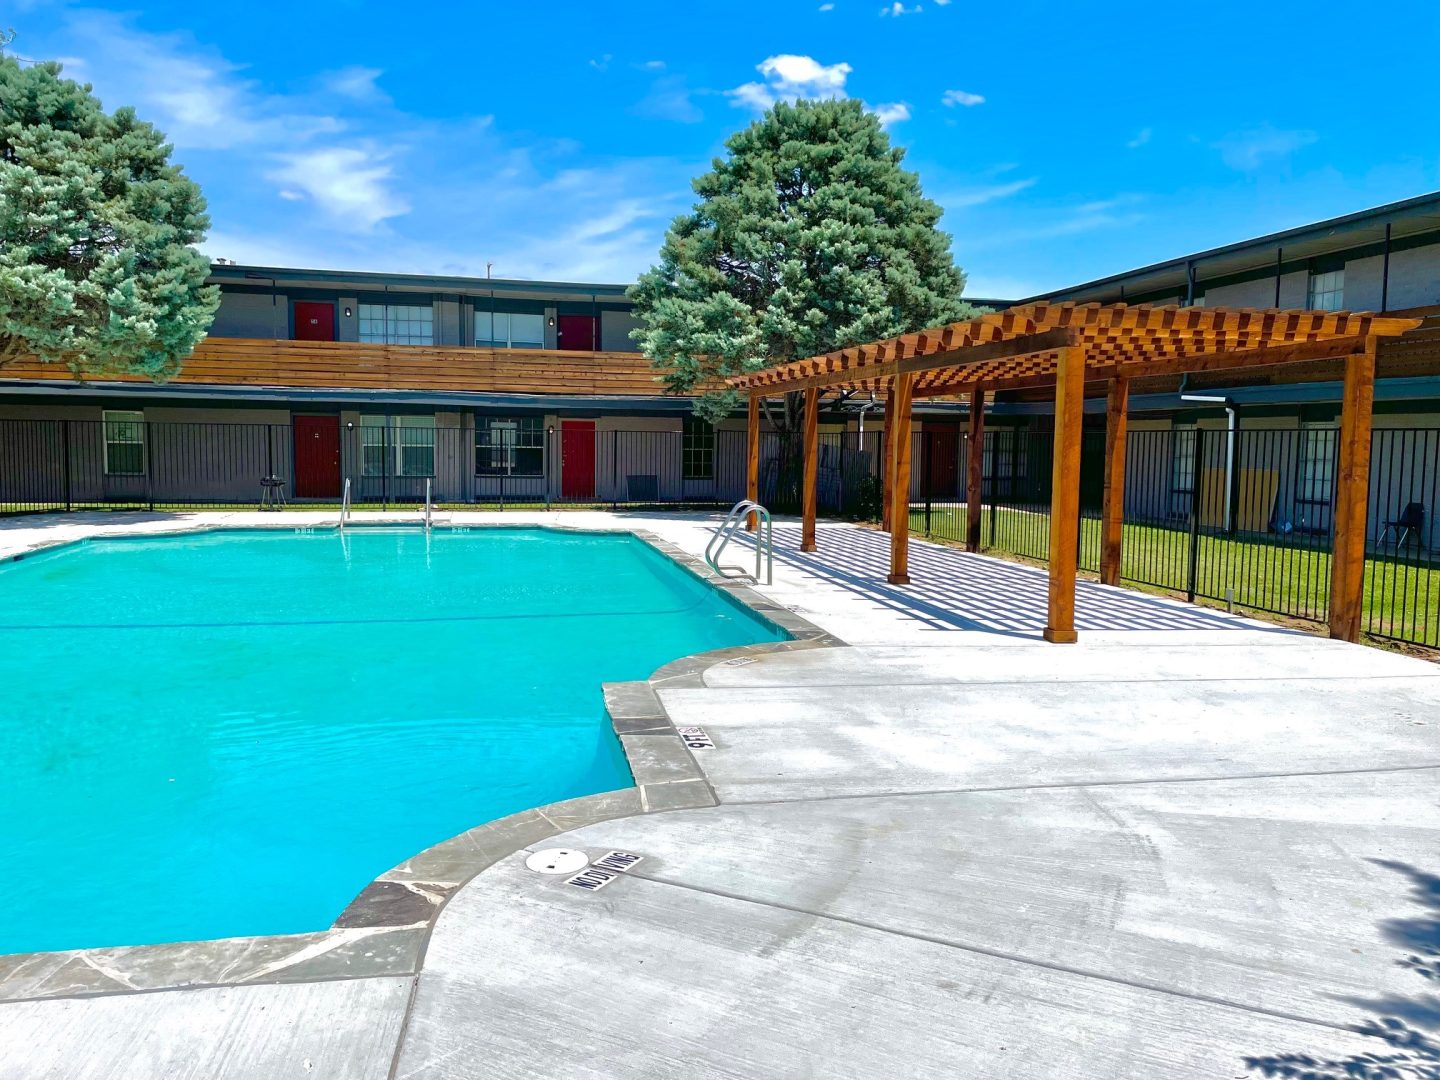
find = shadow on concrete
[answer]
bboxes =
[0,510,189,536]
[1245,860,1440,1079]
[737,523,1294,639]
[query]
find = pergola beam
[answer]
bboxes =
[1100,377,1129,587]
[745,393,760,532]
[736,327,1077,395]
[801,386,819,553]
[966,388,986,552]
[1328,337,1379,642]
[887,373,915,585]
[1044,346,1085,644]
[906,334,1383,398]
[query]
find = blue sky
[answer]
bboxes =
[12,0,1440,297]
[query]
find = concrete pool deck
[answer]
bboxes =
[1,510,1438,1078]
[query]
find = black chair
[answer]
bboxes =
[1379,502,1425,549]
[259,475,287,511]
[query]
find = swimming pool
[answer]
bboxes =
[0,526,783,955]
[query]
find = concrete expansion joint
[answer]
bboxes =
[620,868,1387,1042]
[715,760,1440,807]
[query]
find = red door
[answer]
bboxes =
[561,421,596,499]
[294,302,336,341]
[556,314,596,351]
[293,415,341,497]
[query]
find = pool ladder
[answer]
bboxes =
[705,499,773,586]
[339,478,352,530]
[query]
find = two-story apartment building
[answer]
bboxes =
[998,190,1440,546]
[2,191,1438,536]
[0,267,741,509]
[0,262,1002,513]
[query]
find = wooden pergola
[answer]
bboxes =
[730,302,1422,643]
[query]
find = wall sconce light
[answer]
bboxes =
[547,315,555,327]
[343,306,353,318]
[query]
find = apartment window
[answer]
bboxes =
[682,417,715,480]
[476,416,544,476]
[360,415,387,476]
[475,311,545,349]
[360,415,436,476]
[358,303,434,345]
[395,417,436,477]
[1297,424,1337,505]
[102,410,145,475]
[1307,269,1345,312]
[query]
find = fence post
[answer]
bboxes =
[612,429,619,510]
[837,433,847,516]
[1186,428,1204,602]
[61,419,72,512]
[922,430,932,536]
[144,420,155,511]
[382,423,389,511]
[544,426,552,511]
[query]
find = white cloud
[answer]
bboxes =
[819,2,835,9]
[727,54,852,111]
[872,102,910,127]
[635,76,702,123]
[942,89,985,107]
[56,10,341,151]
[941,177,1037,208]
[880,2,922,13]
[1126,127,1152,149]
[1213,125,1317,171]
[963,195,1146,251]
[588,54,612,71]
[324,66,387,103]
[266,148,409,230]
[639,59,666,71]
[37,8,698,283]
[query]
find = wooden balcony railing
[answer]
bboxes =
[0,337,702,397]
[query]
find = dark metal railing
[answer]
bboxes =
[2,417,1436,648]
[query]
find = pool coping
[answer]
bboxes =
[0,520,843,1004]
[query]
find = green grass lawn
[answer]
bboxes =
[909,503,1440,648]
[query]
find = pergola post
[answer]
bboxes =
[881,383,899,532]
[966,388,986,552]
[887,373,915,585]
[1099,376,1129,586]
[1044,346,1084,643]
[801,386,819,552]
[1328,337,1378,642]
[745,393,760,532]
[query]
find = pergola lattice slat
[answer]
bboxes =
[732,302,1421,645]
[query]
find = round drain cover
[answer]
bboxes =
[525,848,590,875]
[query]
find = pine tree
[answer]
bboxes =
[629,97,981,429]
[0,42,219,378]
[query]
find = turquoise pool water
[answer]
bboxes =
[0,527,782,955]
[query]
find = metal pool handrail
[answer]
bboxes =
[340,478,351,529]
[424,478,432,531]
[705,499,773,586]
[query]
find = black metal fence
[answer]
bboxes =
[3,417,1437,647]
[906,425,1440,648]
